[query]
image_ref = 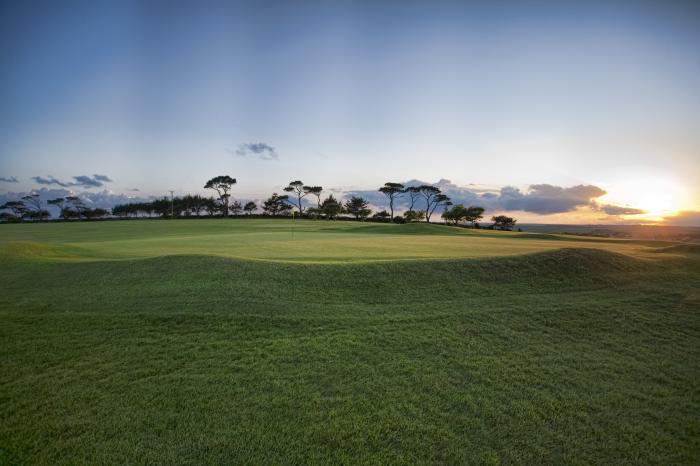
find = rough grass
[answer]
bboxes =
[1,219,699,465]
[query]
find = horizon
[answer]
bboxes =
[1,0,699,226]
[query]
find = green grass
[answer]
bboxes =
[1,219,698,464]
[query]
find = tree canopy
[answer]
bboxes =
[204,175,236,216]
[379,182,404,221]
[344,196,371,220]
[263,193,292,216]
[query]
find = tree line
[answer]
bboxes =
[0,194,109,222]
[0,175,517,230]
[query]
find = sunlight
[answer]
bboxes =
[601,176,686,219]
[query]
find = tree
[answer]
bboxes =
[190,194,207,216]
[0,201,28,219]
[48,196,86,220]
[418,185,439,222]
[304,186,323,209]
[21,194,49,221]
[229,200,243,216]
[111,203,131,218]
[243,201,257,215]
[378,182,404,221]
[203,197,219,216]
[83,208,109,220]
[262,193,292,216]
[320,195,343,219]
[180,194,207,216]
[464,206,485,227]
[428,194,451,222]
[204,175,236,216]
[403,186,422,212]
[372,210,390,220]
[151,198,172,217]
[442,204,468,224]
[418,185,451,222]
[65,196,87,220]
[47,197,65,213]
[403,209,425,222]
[283,181,308,214]
[344,196,371,220]
[491,215,517,231]
[0,212,20,223]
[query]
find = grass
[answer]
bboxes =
[1,219,698,464]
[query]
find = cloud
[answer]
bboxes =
[31,174,114,188]
[128,188,140,192]
[0,176,19,183]
[32,175,72,187]
[497,184,606,214]
[595,204,646,216]
[661,211,700,227]
[346,180,609,215]
[73,175,104,187]
[232,143,279,161]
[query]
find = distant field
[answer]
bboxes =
[1,219,699,464]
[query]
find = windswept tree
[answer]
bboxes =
[47,197,65,214]
[428,194,451,222]
[19,194,50,221]
[379,182,404,221]
[419,185,451,222]
[403,186,422,213]
[320,195,343,219]
[65,196,87,220]
[243,201,257,215]
[21,193,41,211]
[0,201,27,219]
[491,215,517,231]
[344,196,371,220]
[304,186,323,209]
[283,181,308,214]
[263,193,292,216]
[204,175,236,216]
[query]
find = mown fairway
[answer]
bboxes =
[1,219,699,464]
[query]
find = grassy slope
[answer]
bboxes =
[1,219,699,465]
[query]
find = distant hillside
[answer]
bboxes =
[519,224,700,243]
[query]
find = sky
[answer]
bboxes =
[1,0,699,225]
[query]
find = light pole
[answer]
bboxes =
[169,190,174,218]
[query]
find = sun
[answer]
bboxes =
[601,176,686,220]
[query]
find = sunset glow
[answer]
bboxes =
[0,0,698,226]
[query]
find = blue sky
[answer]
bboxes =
[1,0,699,224]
